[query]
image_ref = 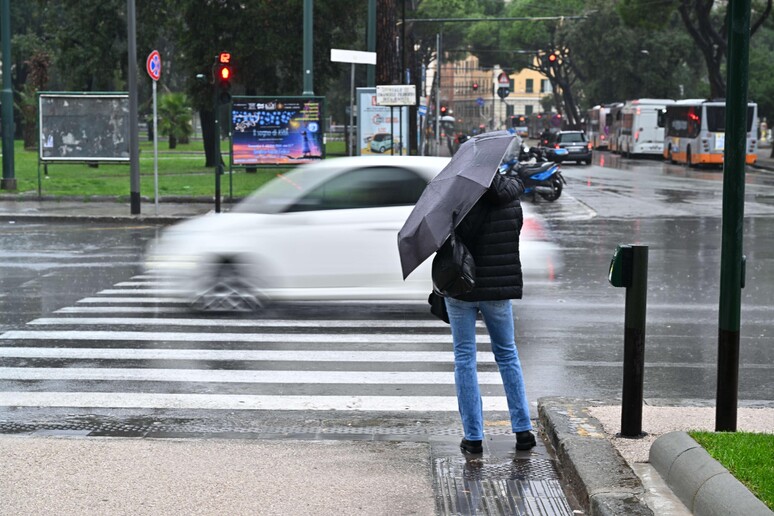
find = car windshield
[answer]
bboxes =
[231,165,340,214]
[559,133,585,143]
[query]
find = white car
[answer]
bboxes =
[145,155,562,311]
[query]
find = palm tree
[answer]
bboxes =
[158,93,193,149]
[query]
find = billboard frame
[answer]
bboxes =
[228,95,326,169]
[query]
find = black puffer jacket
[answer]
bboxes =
[454,172,524,301]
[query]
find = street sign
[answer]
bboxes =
[376,85,417,106]
[418,105,427,116]
[476,97,485,107]
[498,72,510,86]
[330,48,377,65]
[146,50,161,81]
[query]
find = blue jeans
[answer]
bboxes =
[445,297,532,441]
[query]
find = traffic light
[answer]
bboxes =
[472,82,479,91]
[440,105,448,115]
[214,51,233,104]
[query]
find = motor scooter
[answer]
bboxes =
[499,146,567,202]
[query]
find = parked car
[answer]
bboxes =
[145,155,563,311]
[550,130,593,165]
[369,133,393,153]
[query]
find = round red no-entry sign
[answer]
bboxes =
[146,50,161,81]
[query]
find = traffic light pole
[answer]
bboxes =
[213,87,222,214]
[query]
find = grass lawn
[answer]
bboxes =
[2,138,348,200]
[689,431,773,510]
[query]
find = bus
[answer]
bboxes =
[607,103,625,153]
[510,114,528,137]
[619,99,674,157]
[527,112,562,139]
[663,99,758,166]
[586,105,610,149]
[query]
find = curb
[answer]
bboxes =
[537,397,653,516]
[650,432,772,516]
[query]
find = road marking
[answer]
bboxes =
[55,306,191,314]
[99,289,185,295]
[0,367,506,384]
[0,392,510,411]
[76,297,187,304]
[0,347,493,363]
[0,330,476,343]
[28,317,467,329]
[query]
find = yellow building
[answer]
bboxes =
[438,54,552,133]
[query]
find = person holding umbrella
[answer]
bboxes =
[398,131,536,455]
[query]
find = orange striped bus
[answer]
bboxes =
[663,99,758,166]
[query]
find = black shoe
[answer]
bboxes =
[460,438,483,455]
[516,431,536,450]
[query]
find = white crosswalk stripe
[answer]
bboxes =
[0,273,508,412]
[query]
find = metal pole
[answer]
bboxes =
[367,0,376,87]
[152,80,159,215]
[1,0,16,191]
[127,0,141,214]
[302,0,314,95]
[390,106,394,155]
[349,63,355,156]
[620,245,648,438]
[435,33,441,155]
[716,0,751,433]
[213,88,221,214]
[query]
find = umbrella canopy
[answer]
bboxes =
[397,131,518,279]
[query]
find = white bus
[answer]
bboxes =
[607,102,625,153]
[663,99,758,166]
[586,105,610,149]
[619,98,674,157]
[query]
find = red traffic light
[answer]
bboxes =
[472,82,479,91]
[440,105,447,114]
[219,66,231,81]
[547,53,557,63]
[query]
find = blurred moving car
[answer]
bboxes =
[369,133,393,153]
[145,156,563,311]
[550,130,593,165]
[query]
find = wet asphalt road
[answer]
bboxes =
[0,153,772,429]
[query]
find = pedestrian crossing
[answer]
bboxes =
[0,273,512,413]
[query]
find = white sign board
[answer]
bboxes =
[376,85,417,106]
[330,48,377,65]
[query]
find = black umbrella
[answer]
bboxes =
[397,130,518,279]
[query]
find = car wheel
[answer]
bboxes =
[193,258,262,312]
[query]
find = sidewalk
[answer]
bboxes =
[754,144,774,171]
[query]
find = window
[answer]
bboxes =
[541,79,551,93]
[289,167,427,211]
[525,79,534,93]
[525,105,533,115]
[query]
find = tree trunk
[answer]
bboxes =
[376,0,400,85]
[169,134,177,149]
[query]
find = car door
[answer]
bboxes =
[268,165,430,296]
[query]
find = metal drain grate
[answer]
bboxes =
[435,457,574,515]
[0,420,516,438]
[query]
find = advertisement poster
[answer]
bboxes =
[356,88,408,156]
[231,97,325,165]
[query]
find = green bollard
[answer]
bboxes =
[609,244,649,438]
